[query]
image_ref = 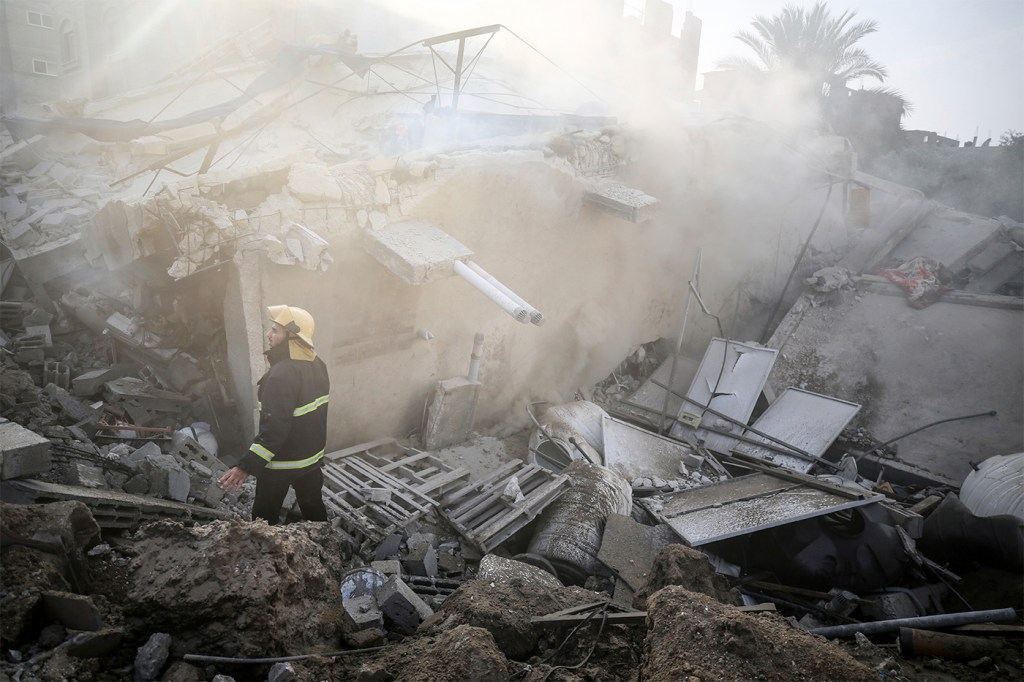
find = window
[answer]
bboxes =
[27,11,55,28]
[60,21,78,65]
[32,59,56,76]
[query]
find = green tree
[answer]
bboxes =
[720,1,910,115]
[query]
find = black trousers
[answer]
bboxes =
[251,465,328,525]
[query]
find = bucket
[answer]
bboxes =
[525,461,631,585]
[959,452,1024,521]
[340,567,385,602]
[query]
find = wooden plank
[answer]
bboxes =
[856,275,1024,310]
[324,437,397,461]
[531,611,647,627]
[441,461,522,507]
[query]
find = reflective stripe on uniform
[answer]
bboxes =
[292,394,329,417]
[249,443,275,462]
[265,449,325,470]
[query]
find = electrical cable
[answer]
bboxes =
[858,410,997,458]
[183,646,387,665]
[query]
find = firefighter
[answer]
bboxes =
[218,305,330,524]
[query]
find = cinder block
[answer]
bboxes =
[404,533,438,577]
[370,560,402,578]
[67,462,107,489]
[376,575,433,635]
[342,594,384,631]
[422,377,480,451]
[0,418,52,479]
[143,454,190,502]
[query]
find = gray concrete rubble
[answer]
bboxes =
[0,418,52,479]
[0,7,1021,681]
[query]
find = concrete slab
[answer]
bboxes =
[601,415,691,481]
[596,513,678,598]
[886,207,1005,272]
[42,591,103,631]
[582,180,659,223]
[362,219,473,285]
[422,377,480,451]
[640,472,884,546]
[767,290,1023,482]
[0,418,52,480]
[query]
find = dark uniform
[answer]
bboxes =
[239,338,330,524]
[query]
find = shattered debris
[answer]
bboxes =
[1,6,1021,681]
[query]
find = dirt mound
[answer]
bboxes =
[1,501,100,647]
[640,586,875,682]
[351,624,510,681]
[633,544,741,609]
[124,518,348,657]
[420,579,607,659]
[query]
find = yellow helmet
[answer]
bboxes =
[268,305,315,348]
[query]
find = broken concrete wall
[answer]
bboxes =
[220,122,855,449]
[768,291,1023,482]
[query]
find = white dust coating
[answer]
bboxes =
[526,461,632,578]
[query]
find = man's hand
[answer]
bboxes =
[218,466,250,493]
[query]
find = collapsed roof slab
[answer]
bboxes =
[363,219,474,285]
[767,290,1023,483]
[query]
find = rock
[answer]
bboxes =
[133,631,172,681]
[268,662,295,682]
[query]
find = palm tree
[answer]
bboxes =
[720,2,910,116]
[722,2,885,91]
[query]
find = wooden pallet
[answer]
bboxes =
[357,449,470,498]
[438,461,570,553]
[321,457,437,543]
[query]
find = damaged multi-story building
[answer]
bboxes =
[1,2,1022,681]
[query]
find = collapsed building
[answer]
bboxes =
[1,5,1022,682]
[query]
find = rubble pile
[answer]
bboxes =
[1,15,1022,682]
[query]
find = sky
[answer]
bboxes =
[354,0,1023,145]
[674,0,1024,143]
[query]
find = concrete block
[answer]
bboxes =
[404,533,437,577]
[0,418,53,479]
[596,514,678,596]
[342,594,384,632]
[45,385,98,422]
[288,163,343,203]
[371,560,402,578]
[7,221,40,247]
[377,575,433,635]
[24,324,52,347]
[143,454,190,502]
[435,549,465,577]
[67,462,107,489]
[362,219,473,285]
[42,591,102,631]
[72,367,123,396]
[422,377,480,451]
[373,532,403,561]
[1,195,27,221]
[127,442,163,465]
[123,473,150,495]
